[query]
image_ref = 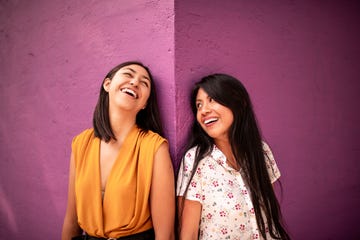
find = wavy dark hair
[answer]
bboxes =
[93,61,164,142]
[179,73,290,239]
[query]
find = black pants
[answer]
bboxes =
[72,229,155,240]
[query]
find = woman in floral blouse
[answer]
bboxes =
[176,74,290,240]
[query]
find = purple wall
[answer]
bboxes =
[175,0,360,239]
[0,0,174,239]
[1,0,360,239]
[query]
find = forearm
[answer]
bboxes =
[179,231,198,240]
[177,198,201,240]
[155,228,175,240]
[61,220,82,240]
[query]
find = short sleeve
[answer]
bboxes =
[176,148,203,203]
[262,142,281,183]
[176,148,195,196]
[176,160,186,196]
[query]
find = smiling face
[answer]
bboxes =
[103,64,151,113]
[195,88,234,142]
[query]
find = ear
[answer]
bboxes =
[103,78,111,92]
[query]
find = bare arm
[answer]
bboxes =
[150,142,175,240]
[177,196,202,240]
[61,152,82,240]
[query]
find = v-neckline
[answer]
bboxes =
[97,125,139,202]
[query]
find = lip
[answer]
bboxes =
[202,117,218,126]
[120,87,138,99]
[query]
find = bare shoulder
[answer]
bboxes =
[154,141,173,170]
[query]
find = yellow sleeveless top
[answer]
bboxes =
[71,126,166,238]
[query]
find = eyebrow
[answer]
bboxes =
[123,67,150,81]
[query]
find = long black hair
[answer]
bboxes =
[93,61,164,142]
[180,73,290,239]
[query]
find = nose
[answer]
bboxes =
[199,102,211,115]
[129,77,139,86]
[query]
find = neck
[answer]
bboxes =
[215,138,239,170]
[108,107,137,143]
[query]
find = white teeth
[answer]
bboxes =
[204,118,218,124]
[121,88,138,98]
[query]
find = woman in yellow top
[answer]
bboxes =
[62,61,175,240]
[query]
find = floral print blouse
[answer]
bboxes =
[176,142,281,239]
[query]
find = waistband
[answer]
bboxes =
[82,229,155,240]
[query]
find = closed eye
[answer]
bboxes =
[123,72,133,77]
[141,80,150,87]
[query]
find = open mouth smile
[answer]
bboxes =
[121,88,138,99]
[203,117,218,125]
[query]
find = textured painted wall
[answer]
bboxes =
[2,0,360,239]
[175,0,360,239]
[0,0,174,239]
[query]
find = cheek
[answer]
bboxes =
[144,87,151,97]
[142,91,151,103]
[225,111,234,126]
[143,93,150,102]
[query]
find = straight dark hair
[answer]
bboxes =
[93,61,164,142]
[180,73,290,239]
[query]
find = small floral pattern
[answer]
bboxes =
[177,142,281,239]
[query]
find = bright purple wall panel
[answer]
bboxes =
[0,0,174,239]
[175,0,360,239]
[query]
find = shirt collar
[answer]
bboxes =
[210,144,238,172]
